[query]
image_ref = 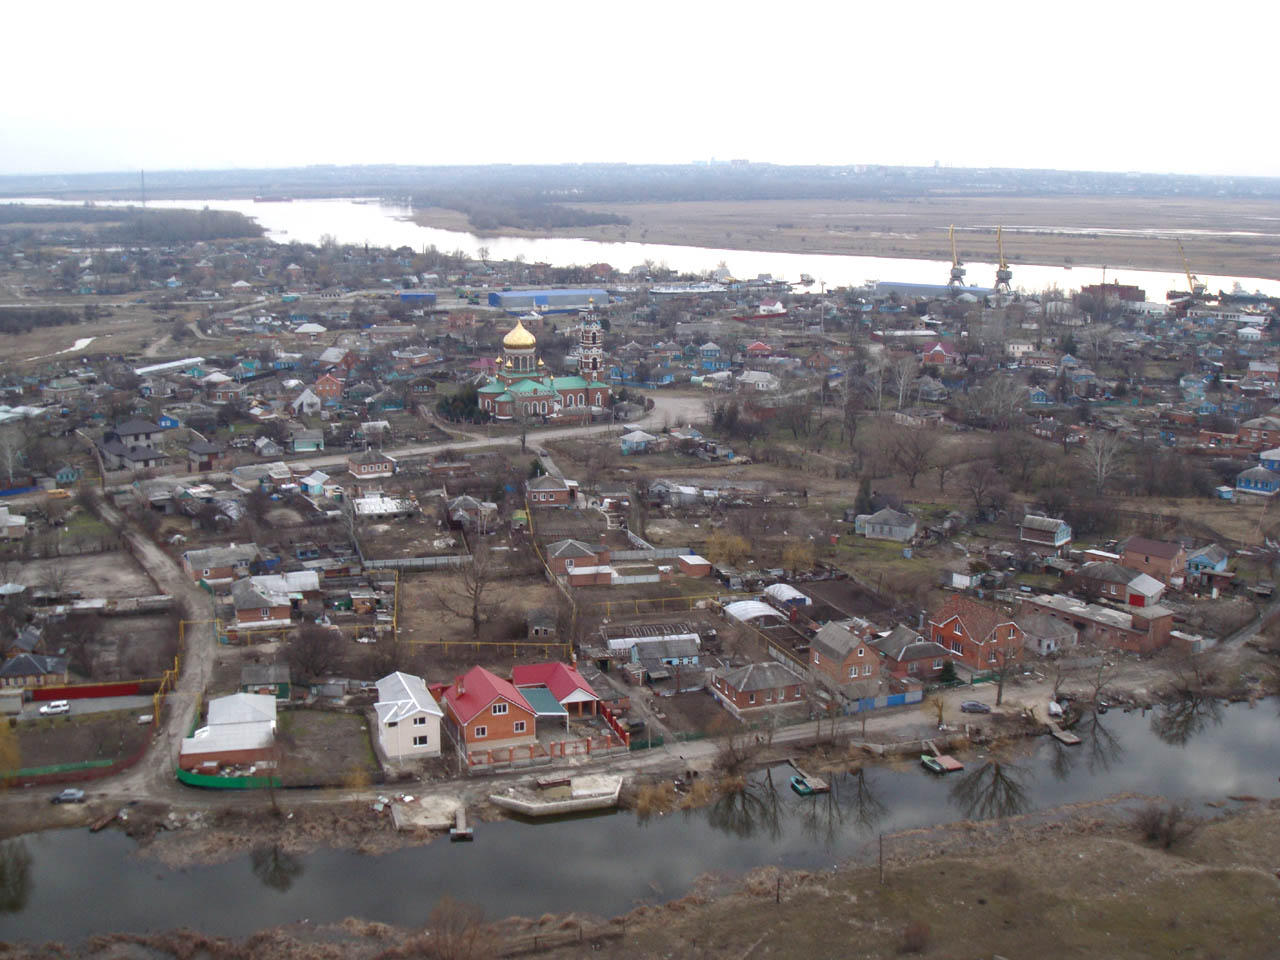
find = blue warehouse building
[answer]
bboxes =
[398,290,437,305]
[488,288,608,313]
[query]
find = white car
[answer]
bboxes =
[39,700,71,716]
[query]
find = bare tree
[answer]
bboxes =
[891,428,938,489]
[286,622,343,681]
[0,428,25,488]
[1082,431,1122,495]
[960,460,1006,519]
[890,355,918,409]
[436,540,498,639]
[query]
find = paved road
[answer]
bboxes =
[19,695,154,721]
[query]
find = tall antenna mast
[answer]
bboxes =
[140,169,147,207]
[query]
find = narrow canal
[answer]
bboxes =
[1,698,1276,943]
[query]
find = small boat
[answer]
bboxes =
[920,754,965,775]
[789,772,830,796]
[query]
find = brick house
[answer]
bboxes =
[710,661,806,718]
[527,474,572,507]
[1075,561,1165,607]
[181,543,262,583]
[187,439,227,473]
[0,653,68,688]
[314,372,344,401]
[230,577,293,627]
[544,538,610,575]
[347,449,396,478]
[1020,593,1173,654]
[1236,416,1280,450]
[1120,536,1187,585]
[872,625,950,682]
[928,596,1023,671]
[809,619,883,695]
[921,341,959,366]
[441,666,537,754]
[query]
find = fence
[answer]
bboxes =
[465,733,627,769]
[29,678,160,701]
[598,703,631,747]
[362,554,470,571]
[2,735,152,787]
[610,547,692,562]
[612,573,661,585]
[842,689,925,714]
[175,768,282,790]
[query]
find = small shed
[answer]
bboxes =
[240,663,292,700]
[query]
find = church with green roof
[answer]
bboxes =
[478,314,611,421]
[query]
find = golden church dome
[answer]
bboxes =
[502,319,537,349]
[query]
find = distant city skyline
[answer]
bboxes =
[4,1,1277,179]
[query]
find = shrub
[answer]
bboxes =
[1132,801,1199,849]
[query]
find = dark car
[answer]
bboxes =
[960,700,992,714]
[51,788,86,804]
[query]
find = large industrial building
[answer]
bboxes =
[873,281,993,300]
[488,288,608,313]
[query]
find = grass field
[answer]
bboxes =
[276,709,377,787]
[415,194,1280,281]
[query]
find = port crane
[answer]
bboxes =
[947,225,966,289]
[994,225,1013,294]
[1177,238,1207,298]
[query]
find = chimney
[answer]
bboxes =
[456,676,465,696]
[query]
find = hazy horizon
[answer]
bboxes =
[5,1,1278,179]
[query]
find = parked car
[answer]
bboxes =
[960,700,991,714]
[51,788,85,804]
[39,700,70,716]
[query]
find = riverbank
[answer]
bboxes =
[411,195,1280,282]
[7,796,1277,959]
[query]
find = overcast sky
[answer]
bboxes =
[3,0,1276,178]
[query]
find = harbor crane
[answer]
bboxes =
[1177,237,1207,298]
[947,225,966,289]
[994,225,1013,294]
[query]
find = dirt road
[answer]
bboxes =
[85,491,217,798]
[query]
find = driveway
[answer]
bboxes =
[20,695,154,721]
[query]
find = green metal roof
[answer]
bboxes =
[518,684,568,716]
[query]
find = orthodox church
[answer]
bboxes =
[477,312,611,420]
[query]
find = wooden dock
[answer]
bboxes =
[1049,725,1081,746]
[921,740,965,773]
[787,760,830,794]
[449,807,474,841]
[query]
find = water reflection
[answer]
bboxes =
[949,756,1031,821]
[708,770,782,841]
[796,766,886,847]
[250,844,304,892]
[1052,709,1126,780]
[0,839,32,912]
[1150,696,1224,747]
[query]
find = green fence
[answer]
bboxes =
[2,758,114,779]
[175,767,282,790]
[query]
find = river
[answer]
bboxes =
[11,196,1280,298]
[1,698,1276,943]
